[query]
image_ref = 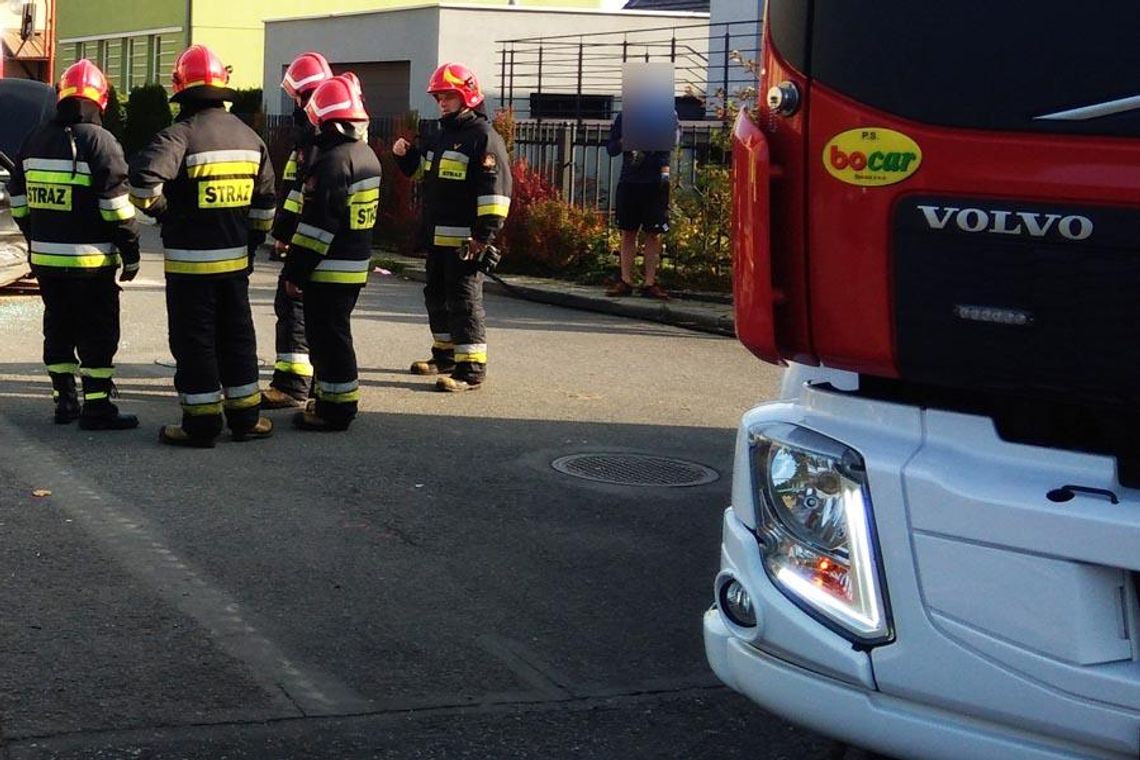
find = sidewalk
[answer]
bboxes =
[374,253,736,338]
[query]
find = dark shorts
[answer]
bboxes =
[615,181,670,233]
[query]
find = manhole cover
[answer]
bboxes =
[551,453,719,488]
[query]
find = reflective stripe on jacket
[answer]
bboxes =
[128,105,276,277]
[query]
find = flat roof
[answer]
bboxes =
[265,3,708,25]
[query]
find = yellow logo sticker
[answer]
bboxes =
[823,128,922,187]
[27,183,72,211]
[350,201,378,230]
[199,178,254,209]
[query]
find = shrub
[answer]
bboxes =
[665,153,732,291]
[230,87,265,133]
[370,111,420,254]
[123,84,172,157]
[498,160,612,275]
[492,107,515,155]
[102,85,125,142]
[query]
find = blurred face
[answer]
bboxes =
[434,91,463,116]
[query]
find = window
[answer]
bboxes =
[124,37,133,88]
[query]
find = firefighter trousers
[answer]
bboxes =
[424,247,486,382]
[272,273,312,399]
[166,276,261,440]
[38,274,120,406]
[303,283,361,426]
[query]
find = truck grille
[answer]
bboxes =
[892,196,1140,405]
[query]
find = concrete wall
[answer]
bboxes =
[266,4,709,116]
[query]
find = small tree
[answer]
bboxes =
[124,84,173,157]
[229,87,265,133]
[103,85,125,143]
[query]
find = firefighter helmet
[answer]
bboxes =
[281,51,333,101]
[171,44,232,96]
[342,71,363,98]
[304,74,368,126]
[427,62,483,109]
[57,59,109,111]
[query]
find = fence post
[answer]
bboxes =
[536,44,543,124]
[557,122,573,200]
[575,40,583,124]
[499,47,506,111]
[508,48,515,112]
[722,28,730,110]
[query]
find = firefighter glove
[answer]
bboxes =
[476,244,501,275]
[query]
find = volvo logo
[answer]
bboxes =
[917,205,1094,241]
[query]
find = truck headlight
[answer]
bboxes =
[750,423,892,644]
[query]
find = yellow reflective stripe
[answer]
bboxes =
[165,257,248,275]
[274,360,314,377]
[25,170,92,186]
[437,158,467,180]
[59,85,104,103]
[476,203,510,218]
[182,401,224,416]
[249,217,272,231]
[283,193,302,214]
[129,194,160,210]
[80,367,114,379]
[316,389,360,403]
[31,253,119,268]
[292,233,329,256]
[10,205,29,218]
[101,205,136,221]
[47,362,80,374]
[432,339,454,350]
[283,159,298,181]
[454,352,488,363]
[224,393,261,410]
[84,391,110,401]
[186,161,260,178]
[348,188,379,204]
[309,270,368,284]
[433,234,465,247]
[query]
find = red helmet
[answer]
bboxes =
[282,51,333,100]
[427,62,483,109]
[305,74,368,126]
[58,59,109,111]
[342,71,363,98]
[171,44,230,94]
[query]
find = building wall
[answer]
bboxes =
[264,6,441,117]
[56,0,186,91]
[266,5,709,117]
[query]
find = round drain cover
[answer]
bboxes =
[551,453,719,488]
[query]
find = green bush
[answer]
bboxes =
[123,84,172,157]
[664,155,733,291]
[102,85,125,142]
[230,87,265,133]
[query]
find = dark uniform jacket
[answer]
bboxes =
[7,105,140,278]
[283,131,381,287]
[128,103,276,278]
[271,109,318,245]
[395,109,511,250]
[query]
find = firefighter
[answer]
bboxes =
[282,74,381,432]
[261,51,334,410]
[7,59,140,430]
[128,44,277,448]
[392,62,511,392]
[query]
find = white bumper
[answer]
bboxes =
[707,369,1140,760]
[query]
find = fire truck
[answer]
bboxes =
[703,2,1140,759]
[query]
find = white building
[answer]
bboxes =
[263,3,709,117]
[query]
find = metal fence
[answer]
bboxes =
[496,19,761,120]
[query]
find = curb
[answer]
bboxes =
[380,258,735,338]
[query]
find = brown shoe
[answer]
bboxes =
[410,358,456,376]
[605,280,634,297]
[158,425,217,449]
[232,417,274,442]
[640,283,671,301]
[435,376,483,393]
[261,387,305,409]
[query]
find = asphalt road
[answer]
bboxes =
[0,231,836,759]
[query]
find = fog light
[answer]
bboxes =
[720,578,756,628]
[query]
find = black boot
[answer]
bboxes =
[79,400,139,431]
[51,373,80,424]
